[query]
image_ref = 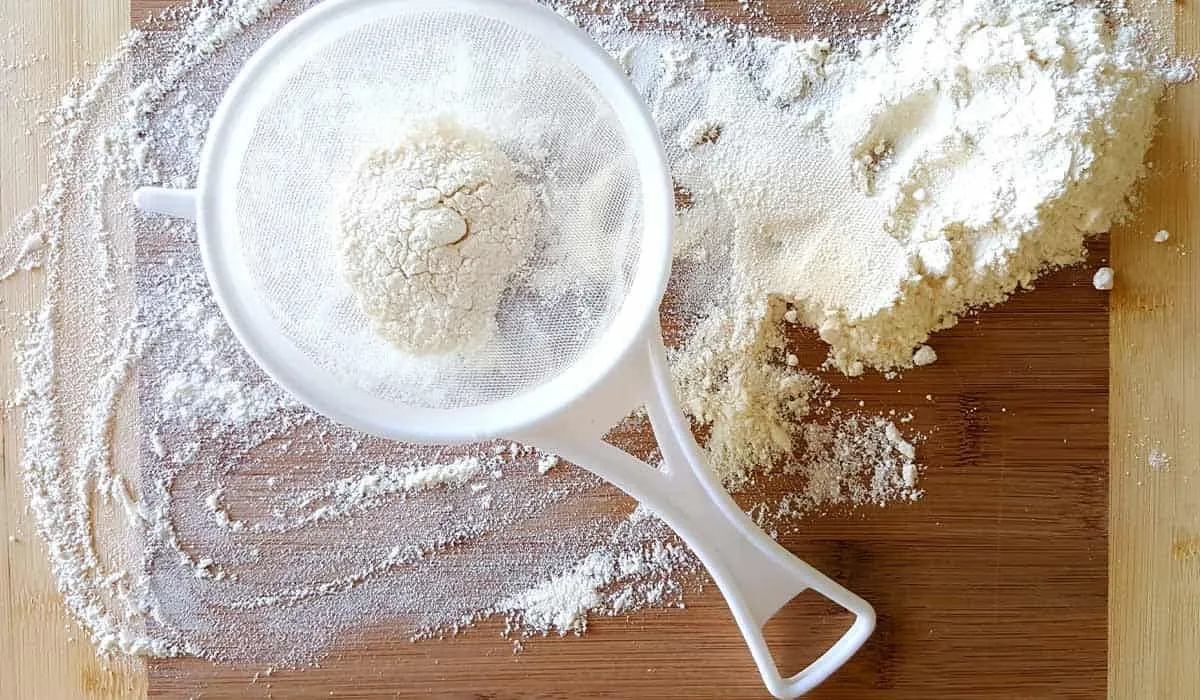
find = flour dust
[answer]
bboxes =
[1,0,1179,665]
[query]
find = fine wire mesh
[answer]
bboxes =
[231,9,643,410]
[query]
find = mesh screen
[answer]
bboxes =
[231,10,642,410]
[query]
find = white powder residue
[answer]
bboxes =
[337,117,536,354]
[667,0,1163,392]
[156,278,296,428]
[808,0,1162,372]
[761,412,923,527]
[884,421,916,460]
[671,302,822,488]
[1154,229,1170,243]
[286,457,486,528]
[499,549,614,634]
[0,0,294,659]
[661,45,695,88]
[679,117,722,150]
[762,37,830,103]
[496,514,692,636]
[640,0,1165,487]
[1093,266,1115,290]
[203,488,244,532]
[613,45,635,75]
[2,0,1172,667]
[537,454,560,475]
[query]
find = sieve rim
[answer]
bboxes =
[193,0,674,442]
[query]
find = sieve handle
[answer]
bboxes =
[132,186,197,221]
[519,332,874,698]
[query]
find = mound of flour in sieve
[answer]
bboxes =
[336,118,536,355]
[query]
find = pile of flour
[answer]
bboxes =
[807,0,1162,372]
[337,118,536,355]
[0,0,1177,664]
[630,0,1167,479]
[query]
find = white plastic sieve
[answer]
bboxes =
[134,0,874,695]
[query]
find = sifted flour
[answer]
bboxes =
[2,0,1178,666]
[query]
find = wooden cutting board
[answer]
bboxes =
[0,1,1196,699]
[146,253,1111,700]
[138,2,1109,698]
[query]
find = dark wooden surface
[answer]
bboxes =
[136,1,1109,698]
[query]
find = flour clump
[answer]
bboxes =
[336,118,536,355]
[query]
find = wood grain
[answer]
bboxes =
[1109,3,1200,699]
[0,0,1193,698]
[131,1,1108,693]
[144,252,1111,699]
[0,2,143,700]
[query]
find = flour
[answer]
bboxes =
[644,0,1166,486]
[495,511,692,636]
[537,454,560,475]
[661,46,695,88]
[155,276,295,427]
[762,37,830,103]
[807,0,1163,372]
[911,344,937,367]
[286,456,487,529]
[670,301,821,488]
[678,118,722,150]
[662,0,1164,397]
[337,118,536,354]
[1,0,1174,667]
[3,0,289,659]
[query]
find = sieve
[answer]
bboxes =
[133,0,874,695]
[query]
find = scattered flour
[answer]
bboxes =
[1,0,1172,665]
[496,513,692,636]
[284,456,487,528]
[678,117,722,150]
[762,37,831,103]
[3,0,291,658]
[660,45,695,88]
[537,454,560,475]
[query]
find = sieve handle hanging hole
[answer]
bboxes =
[640,337,876,698]
[518,333,874,698]
[655,467,875,699]
[132,186,197,221]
